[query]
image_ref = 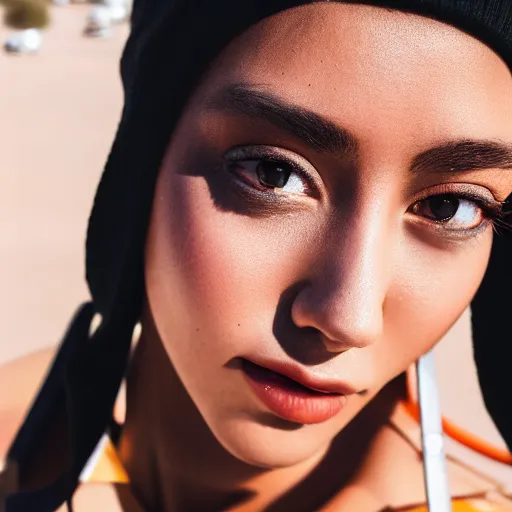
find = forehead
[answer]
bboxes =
[198,3,512,152]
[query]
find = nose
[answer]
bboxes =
[291,217,389,352]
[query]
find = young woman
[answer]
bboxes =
[1,1,512,510]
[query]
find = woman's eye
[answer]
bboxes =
[257,160,291,188]
[229,159,308,195]
[410,194,484,229]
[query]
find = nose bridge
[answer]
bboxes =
[293,201,391,350]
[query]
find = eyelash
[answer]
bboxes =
[223,145,507,232]
[224,146,318,198]
[408,188,506,232]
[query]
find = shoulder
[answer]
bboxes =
[0,348,56,461]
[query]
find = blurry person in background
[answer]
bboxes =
[2,0,49,54]
[1,1,512,511]
[83,0,132,39]
[1,0,131,53]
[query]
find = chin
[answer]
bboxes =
[207,415,332,469]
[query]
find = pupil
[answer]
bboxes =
[256,161,291,188]
[429,195,459,220]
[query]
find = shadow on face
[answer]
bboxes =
[143,2,512,470]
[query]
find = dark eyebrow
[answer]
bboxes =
[411,140,512,173]
[206,83,359,155]
[208,84,512,173]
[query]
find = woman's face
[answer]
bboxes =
[144,4,512,468]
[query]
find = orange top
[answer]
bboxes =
[406,502,508,512]
[83,435,129,484]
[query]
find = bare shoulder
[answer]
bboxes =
[0,347,57,460]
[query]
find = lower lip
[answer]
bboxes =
[241,360,347,425]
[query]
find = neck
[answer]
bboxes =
[118,324,403,512]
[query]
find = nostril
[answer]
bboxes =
[322,335,350,353]
[322,336,347,353]
[321,325,380,352]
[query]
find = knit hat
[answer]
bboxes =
[6,2,512,511]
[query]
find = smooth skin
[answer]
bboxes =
[118,3,512,510]
[2,3,512,511]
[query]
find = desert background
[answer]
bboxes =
[1,4,511,487]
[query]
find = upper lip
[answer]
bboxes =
[242,357,359,396]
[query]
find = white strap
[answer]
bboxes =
[417,351,451,512]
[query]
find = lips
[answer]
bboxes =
[241,359,350,424]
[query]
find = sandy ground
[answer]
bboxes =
[1,5,510,485]
[0,4,128,362]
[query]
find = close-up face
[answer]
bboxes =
[144,4,512,469]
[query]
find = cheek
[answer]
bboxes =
[146,174,247,364]
[145,164,314,370]
[380,232,493,375]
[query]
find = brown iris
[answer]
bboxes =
[256,161,292,188]
[413,195,460,221]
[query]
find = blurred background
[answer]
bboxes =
[1,1,511,488]
[1,2,128,362]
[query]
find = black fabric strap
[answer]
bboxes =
[4,303,133,512]
[5,303,93,511]
[7,303,94,465]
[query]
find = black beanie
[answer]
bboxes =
[5,2,512,511]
